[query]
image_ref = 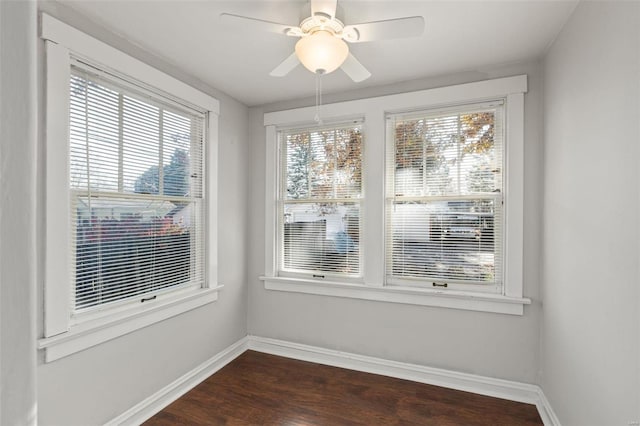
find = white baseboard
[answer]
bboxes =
[247,336,561,426]
[105,336,249,426]
[106,334,560,426]
[536,388,562,426]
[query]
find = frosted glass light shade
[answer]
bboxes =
[295,31,349,74]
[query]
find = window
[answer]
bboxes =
[278,122,363,278]
[263,76,528,315]
[69,66,205,311]
[386,102,503,293]
[40,14,220,362]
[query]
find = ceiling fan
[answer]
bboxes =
[220,0,425,83]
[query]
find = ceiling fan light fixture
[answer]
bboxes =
[295,30,349,74]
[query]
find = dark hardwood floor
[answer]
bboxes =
[145,350,542,425]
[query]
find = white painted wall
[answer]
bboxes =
[35,4,250,425]
[1,1,38,424]
[541,1,640,425]
[247,60,544,383]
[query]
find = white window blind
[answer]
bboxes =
[69,64,206,311]
[279,122,363,277]
[386,102,504,290]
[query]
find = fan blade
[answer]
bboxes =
[340,53,371,82]
[343,16,425,43]
[311,0,337,20]
[270,53,301,77]
[220,13,297,36]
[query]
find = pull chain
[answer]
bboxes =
[314,70,324,125]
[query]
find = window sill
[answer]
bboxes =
[260,276,529,315]
[38,286,222,362]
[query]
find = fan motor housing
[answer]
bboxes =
[299,15,345,35]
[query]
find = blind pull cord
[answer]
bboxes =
[314,70,324,125]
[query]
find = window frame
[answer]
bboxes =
[385,101,506,293]
[276,120,365,282]
[39,14,221,362]
[262,75,528,315]
[68,64,207,313]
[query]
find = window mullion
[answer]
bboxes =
[118,93,124,192]
[422,126,427,196]
[158,108,164,195]
[361,111,385,287]
[456,114,462,194]
[306,134,311,198]
[333,129,337,199]
[84,76,91,194]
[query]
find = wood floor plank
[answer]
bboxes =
[145,350,542,425]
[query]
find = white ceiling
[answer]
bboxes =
[56,0,578,106]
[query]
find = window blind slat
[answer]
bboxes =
[69,66,205,311]
[279,123,363,277]
[386,105,504,288]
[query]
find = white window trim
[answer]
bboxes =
[262,75,530,315]
[40,14,221,362]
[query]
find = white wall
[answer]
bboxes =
[0,1,38,424]
[35,3,250,425]
[541,1,640,425]
[247,61,544,383]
